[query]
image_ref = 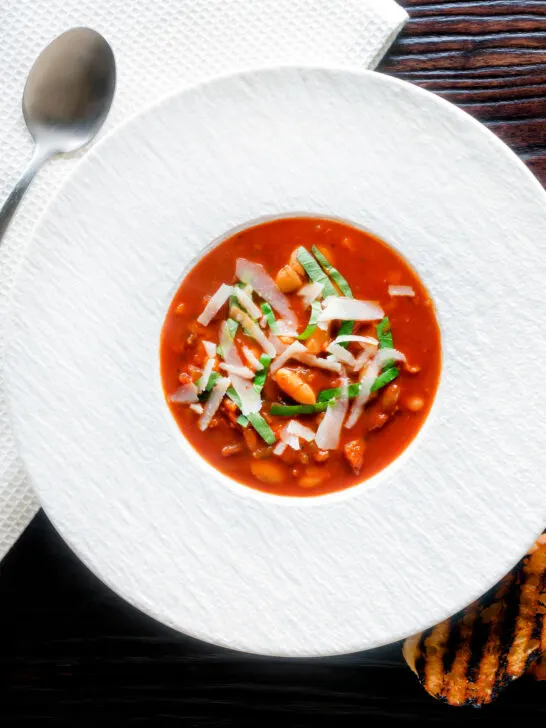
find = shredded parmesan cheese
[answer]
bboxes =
[318,297,384,323]
[269,341,307,374]
[345,355,381,429]
[327,343,356,368]
[242,346,263,371]
[219,363,254,379]
[388,285,415,298]
[170,383,199,404]
[198,377,230,430]
[315,372,348,450]
[286,420,315,442]
[197,284,232,326]
[236,258,297,327]
[230,305,276,357]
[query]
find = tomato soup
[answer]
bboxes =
[160,217,441,497]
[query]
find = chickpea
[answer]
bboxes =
[298,466,329,489]
[274,368,316,405]
[289,248,305,276]
[276,265,303,293]
[298,476,324,489]
[404,395,425,412]
[251,460,286,484]
[380,382,401,413]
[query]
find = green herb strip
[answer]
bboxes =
[376,317,394,350]
[226,386,242,409]
[296,247,337,298]
[317,367,399,403]
[247,412,276,444]
[311,246,353,298]
[227,387,250,428]
[260,302,278,333]
[337,320,355,343]
[198,371,221,400]
[229,281,246,308]
[270,402,330,416]
[370,367,399,393]
[308,246,354,346]
[227,385,274,442]
[226,317,239,339]
[253,354,272,394]
[298,300,321,341]
[317,384,360,403]
[376,316,396,371]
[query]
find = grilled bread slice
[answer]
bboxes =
[403,540,546,706]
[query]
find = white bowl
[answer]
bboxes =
[6,67,546,656]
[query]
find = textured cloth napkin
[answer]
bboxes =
[0,0,407,561]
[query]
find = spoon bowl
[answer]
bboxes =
[0,27,116,238]
[23,28,116,154]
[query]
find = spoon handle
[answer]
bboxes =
[0,146,50,242]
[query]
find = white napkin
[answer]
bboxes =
[0,0,407,561]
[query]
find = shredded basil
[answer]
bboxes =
[226,386,242,409]
[227,386,273,441]
[247,412,276,444]
[317,384,360,403]
[226,317,239,339]
[307,246,354,345]
[270,402,330,416]
[298,300,321,341]
[296,247,337,297]
[376,317,394,350]
[370,367,399,393]
[229,281,246,309]
[198,371,221,399]
[260,302,277,333]
[253,354,272,394]
[311,246,353,298]
[317,368,399,403]
[376,316,395,370]
[336,320,355,344]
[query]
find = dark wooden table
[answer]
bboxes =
[2,1,545,724]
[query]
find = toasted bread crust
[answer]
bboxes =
[403,542,546,706]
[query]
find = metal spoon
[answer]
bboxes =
[0,27,116,239]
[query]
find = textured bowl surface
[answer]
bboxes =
[6,68,546,656]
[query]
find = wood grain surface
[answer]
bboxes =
[1,1,546,724]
